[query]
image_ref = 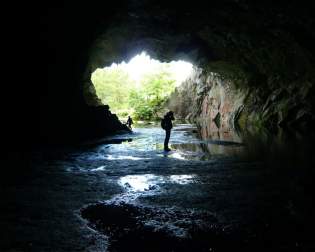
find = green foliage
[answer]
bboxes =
[128,65,176,120]
[91,63,177,120]
[91,66,135,111]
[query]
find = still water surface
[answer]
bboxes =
[6,122,314,251]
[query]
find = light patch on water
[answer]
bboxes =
[168,152,186,160]
[118,174,196,192]
[158,150,202,160]
[91,166,106,172]
[169,174,196,184]
[106,155,151,160]
[119,174,163,191]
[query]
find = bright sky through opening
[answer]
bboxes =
[107,51,193,87]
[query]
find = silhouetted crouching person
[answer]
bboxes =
[126,116,133,129]
[161,111,175,151]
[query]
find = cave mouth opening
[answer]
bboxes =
[91,51,193,121]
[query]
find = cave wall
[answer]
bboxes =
[31,0,315,145]
[84,0,315,133]
[167,63,315,134]
[167,68,246,131]
[34,1,133,145]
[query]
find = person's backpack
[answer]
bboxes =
[161,118,166,130]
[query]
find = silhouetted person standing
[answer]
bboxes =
[161,111,175,151]
[126,116,133,129]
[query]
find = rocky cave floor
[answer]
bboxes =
[1,123,315,251]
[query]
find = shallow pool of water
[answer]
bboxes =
[3,122,315,251]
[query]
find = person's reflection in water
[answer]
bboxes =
[161,111,175,151]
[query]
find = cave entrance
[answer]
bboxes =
[91,51,193,121]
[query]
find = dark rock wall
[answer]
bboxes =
[167,64,315,134]
[28,0,315,145]
[167,68,244,128]
[34,1,131,145]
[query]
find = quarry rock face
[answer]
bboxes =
[167,68,246,130]
[168,65,315,133]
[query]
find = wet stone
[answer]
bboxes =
[80,202,244,252]
[20,123,315,251]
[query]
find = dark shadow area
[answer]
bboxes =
[2,122,315,251]
[81,198,315,252]
[3,1,315,251]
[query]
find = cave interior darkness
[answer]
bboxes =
[2,0,315,251]
[15,0,313,146]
